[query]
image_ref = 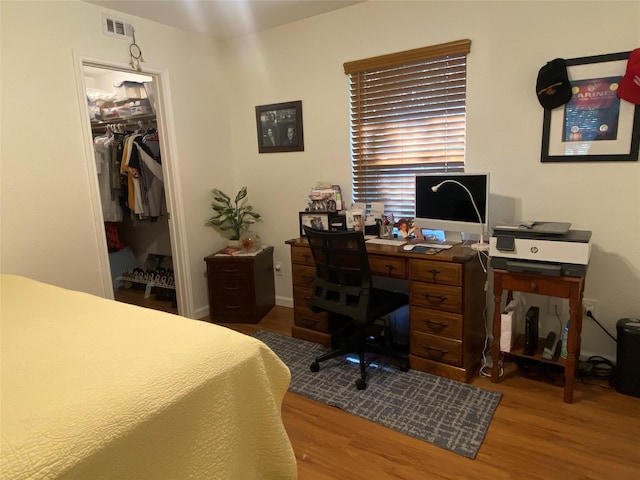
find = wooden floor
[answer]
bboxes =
[216,306,640,479]
[114,285,178,314]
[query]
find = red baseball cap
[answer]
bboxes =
[618,48,640,105]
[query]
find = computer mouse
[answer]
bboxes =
[402,244,416,251]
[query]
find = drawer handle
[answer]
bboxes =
[223,286,239,291]
[384,264,397,274]
[530,282,538,291]
[424,319,448,330]
[222,268,239,273]
[428,268,441,282]
[422,293,447,303]
[224,305,241,309]
[302,275,315,282]
[303,254,312,262]
[425,346,448,356]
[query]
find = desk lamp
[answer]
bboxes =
[431,180,489,251]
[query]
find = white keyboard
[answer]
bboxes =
[366,238,407,246]
[417,243,453,249]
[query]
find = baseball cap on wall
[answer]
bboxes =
[536,58,573,110]
[617,48,640,105]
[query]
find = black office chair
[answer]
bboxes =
[303,226,409,390]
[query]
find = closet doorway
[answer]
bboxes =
[76,58,192,317]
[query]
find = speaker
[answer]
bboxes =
[616,318,640,398]
[523,306,540,355]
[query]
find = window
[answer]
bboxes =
[344,39,471,219]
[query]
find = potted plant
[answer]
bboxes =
[206,187,262,247]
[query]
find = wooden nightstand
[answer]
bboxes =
[204,246,275,323]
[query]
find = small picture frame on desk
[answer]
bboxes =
[299,212,329,236]
[299,212,346,236]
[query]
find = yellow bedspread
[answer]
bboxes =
[0,275,297,479]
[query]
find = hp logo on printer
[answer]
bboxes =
[530,246,539,254]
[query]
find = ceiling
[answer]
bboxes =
[83,0,363,40]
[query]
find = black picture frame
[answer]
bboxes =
[541,51,640,163]
[298,212,346,236]
[255,100,304,153]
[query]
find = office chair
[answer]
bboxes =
[303,226,409,390]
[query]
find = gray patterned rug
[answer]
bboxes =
[255,330,501,459]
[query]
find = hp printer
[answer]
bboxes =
[489,221,591,277]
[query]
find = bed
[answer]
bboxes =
[0,274,297,479]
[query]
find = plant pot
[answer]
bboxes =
[227,239,241,249]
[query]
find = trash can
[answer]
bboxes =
[616,318,640,398]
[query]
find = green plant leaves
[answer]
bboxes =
[206,186,262,240]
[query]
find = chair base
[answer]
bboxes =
[309,323,409,390]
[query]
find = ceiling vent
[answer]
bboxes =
[102,15,134,39]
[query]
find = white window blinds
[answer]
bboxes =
[344,39,471,219]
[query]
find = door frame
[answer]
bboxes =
[72,52,194,318]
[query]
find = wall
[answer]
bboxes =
[1,1,638,359]
[0,0,232,313]
[225,1,640,360]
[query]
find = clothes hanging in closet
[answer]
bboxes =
[93,126,165,222]
[120,131,165,220]
[94,130,123,222]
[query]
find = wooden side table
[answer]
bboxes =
[204,246,275,323]
[491,269,586,403]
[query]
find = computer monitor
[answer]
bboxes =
[414,172,489,245]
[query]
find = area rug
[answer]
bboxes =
[255,330,501,459]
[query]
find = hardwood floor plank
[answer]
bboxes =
[209,306,640,479]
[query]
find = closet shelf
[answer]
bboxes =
[91,113,156,130]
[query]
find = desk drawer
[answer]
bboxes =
[409,259,462,286]
[291,246,314,266]
[294,308,347,333]
[410,306,462,340]
[410,331,462,367]
[292,264,316,287]
[369,254,406,279]
[410,282,462,313]
[210,261,253,277]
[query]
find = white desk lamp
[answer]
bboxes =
[431,180,489,252]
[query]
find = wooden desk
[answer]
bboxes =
[490,269,586,403]
[286,238,487,383]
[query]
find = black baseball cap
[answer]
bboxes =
[536,58,573,110]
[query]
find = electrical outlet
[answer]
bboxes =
[583,298,597,316]
[274,261,283,276]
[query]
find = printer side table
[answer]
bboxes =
[491,269,586,403]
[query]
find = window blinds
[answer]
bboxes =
[345,39,471,219]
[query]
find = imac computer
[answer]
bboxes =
[414,172,490,248]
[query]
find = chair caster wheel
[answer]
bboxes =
[355,378,367,390]
[310,362,320,373]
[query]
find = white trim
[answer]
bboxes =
[71,51,194,318]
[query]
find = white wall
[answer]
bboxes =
[1,0,639,359]
[0,0,233,313]
[225,1,640,360]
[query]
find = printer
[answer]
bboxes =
[489,221,591,277]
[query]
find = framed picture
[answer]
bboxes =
[255,100,304,153]
[541,51,640,163]
[299,212,329,236]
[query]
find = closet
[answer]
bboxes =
[85,65,177,314]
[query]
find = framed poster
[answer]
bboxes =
[541,52,640,163]
[255,100,304,153]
